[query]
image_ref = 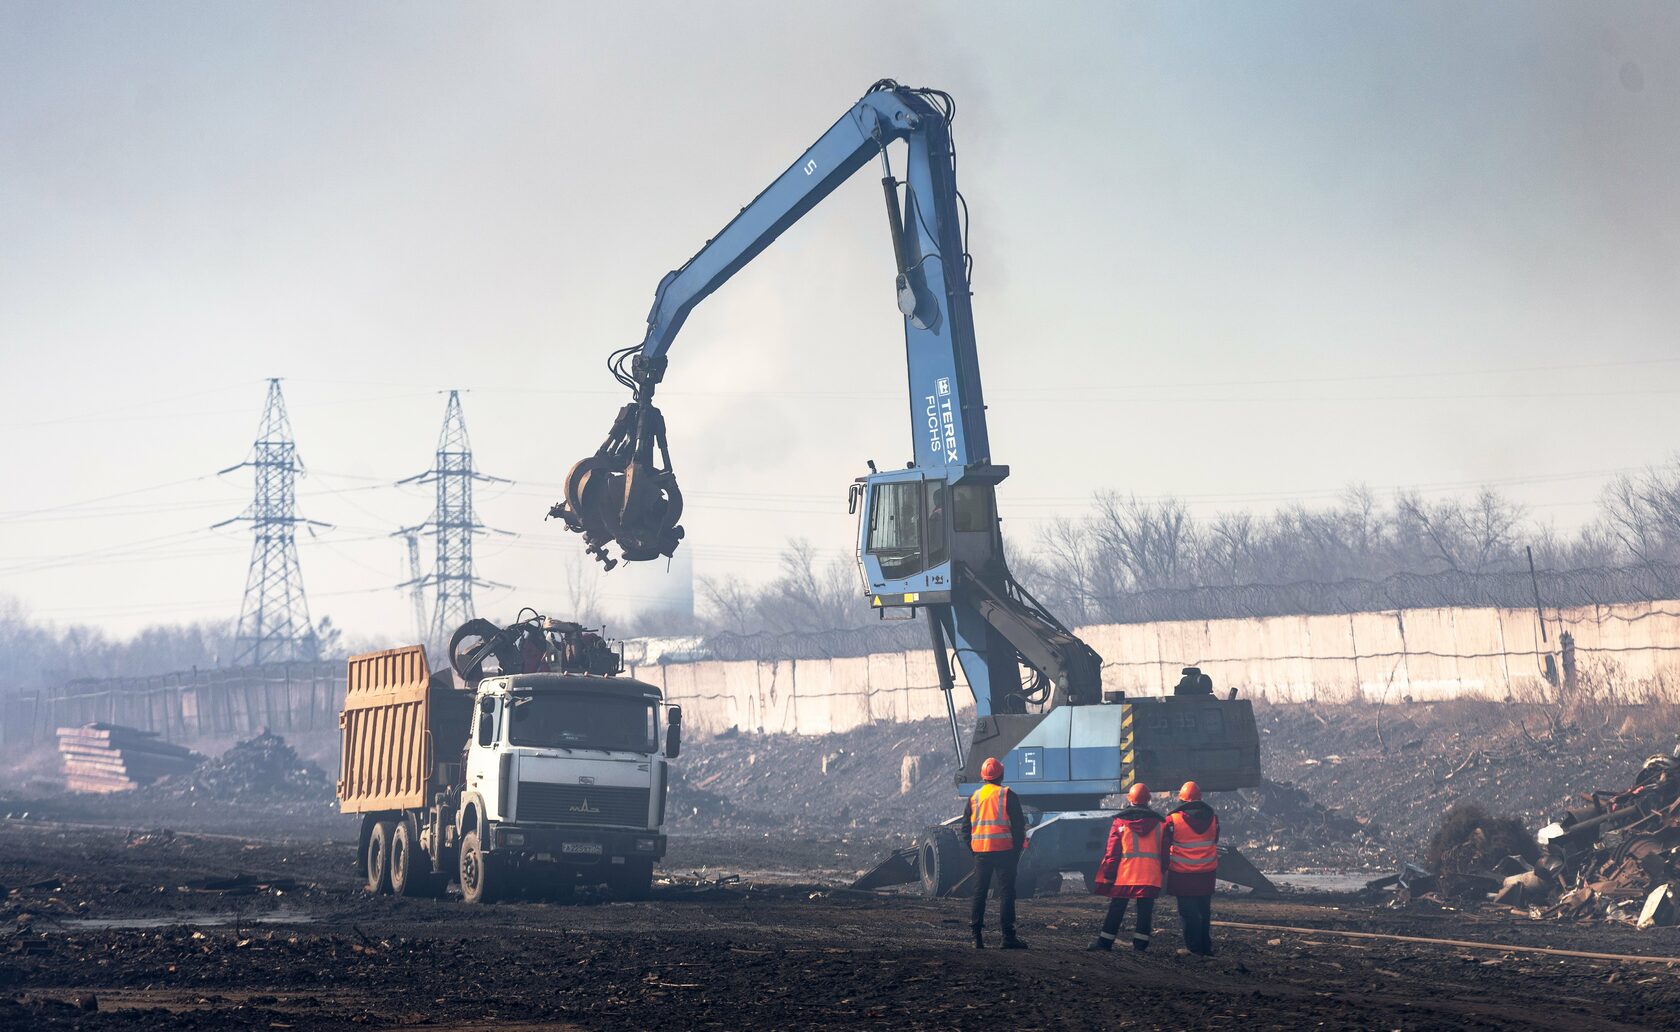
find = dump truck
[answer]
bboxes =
[338,640,682,903]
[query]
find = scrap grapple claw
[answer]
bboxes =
[549,396,684,570]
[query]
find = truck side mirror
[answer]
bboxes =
[665,705,683,759]
[476,698,496,747]
[848,483,862,516]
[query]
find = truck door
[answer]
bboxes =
[466,695,506,822]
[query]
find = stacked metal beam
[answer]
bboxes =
[57,724,198,793]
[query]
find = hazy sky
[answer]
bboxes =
[2,1,1677,639]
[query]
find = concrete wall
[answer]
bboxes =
[1,663,344,748]
[632,600,1680,736]
[9,600,1679,748]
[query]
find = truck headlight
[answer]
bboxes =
[635,838,657,852]
[505,833,525,846]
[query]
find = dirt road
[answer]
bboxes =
[4,820,1680,1030]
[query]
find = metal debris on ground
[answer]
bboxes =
[1386,745,1680,927]
[147,731,332,802]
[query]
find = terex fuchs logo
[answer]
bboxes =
[569,798,601,814]
[925,379,958,463]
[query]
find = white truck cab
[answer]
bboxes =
[341,645,680,905]
[458,673,678,900]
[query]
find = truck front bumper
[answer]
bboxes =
[491,824,667,862]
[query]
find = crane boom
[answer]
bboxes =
[551,82,1260,849]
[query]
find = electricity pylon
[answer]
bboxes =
[216,379,329,665]
[398,391,511,654]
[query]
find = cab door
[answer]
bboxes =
[856,469,952,601]
[466,693,507,821]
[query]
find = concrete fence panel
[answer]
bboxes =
[17,599,1680,747]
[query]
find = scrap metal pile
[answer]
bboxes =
[147,731,332,802]
[1527,748,1680,928]
[1385,744,1680,929]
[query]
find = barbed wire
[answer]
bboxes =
[1075,562,1680,625]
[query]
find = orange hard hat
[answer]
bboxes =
[1127,783,1151,805]
[1179,780,1202,802]
[980,757,1004,783]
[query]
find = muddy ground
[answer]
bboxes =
[3,820,1680,1030]
[5,700,1680,1028]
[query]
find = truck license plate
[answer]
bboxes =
[562,842,603,855]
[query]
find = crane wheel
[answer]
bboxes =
[918,826,972,898]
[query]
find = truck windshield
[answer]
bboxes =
[506,693,657,753]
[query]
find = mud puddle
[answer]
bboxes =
[52,907,316,931]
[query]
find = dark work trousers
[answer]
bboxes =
[970,851,1020,933]
[1176,894,1214,955]
[1099,896,1155,951]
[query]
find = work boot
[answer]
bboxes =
[1085,934,1115,951]
[972,927,984,949]
[1001,931,1029,950]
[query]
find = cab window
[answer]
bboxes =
[925,480,949,568]
[475,699,499,747]
[952,483,993,533]
[867,481,923,578]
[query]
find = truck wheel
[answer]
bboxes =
[389,818,434,897]
[607,859,653,901]
[918,826,972,898]
[366,820,395,895]
[458,830,498,904]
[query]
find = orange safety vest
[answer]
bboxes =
[968,784,1015,852]
[1167,811,1219,875]
[1115,821,1164,888]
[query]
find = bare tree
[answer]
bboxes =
[560,549,604,626]
[1090,493,1196,593]
[697,574,757,636]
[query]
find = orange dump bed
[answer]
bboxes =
[337,645,432,814]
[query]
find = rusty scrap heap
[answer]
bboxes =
[1384,745,1680,928]
[1526,749,1680,927]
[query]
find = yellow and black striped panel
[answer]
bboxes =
[1120,704,1135,788]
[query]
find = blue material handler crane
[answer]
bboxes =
[553,80,1266,896]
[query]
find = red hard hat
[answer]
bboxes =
[1127,783,1151,805]
[1179,781,1202,802]
[980,757,1004,783]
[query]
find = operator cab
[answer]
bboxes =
[851,466,1007,608]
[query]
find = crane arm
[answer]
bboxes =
[553,81,991,567]
[552,79,1102,726]
[634,83,930,369]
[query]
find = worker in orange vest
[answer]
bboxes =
[1087,783,1166,952]
[959,756,1028,949]
[1166,780,1219,956]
